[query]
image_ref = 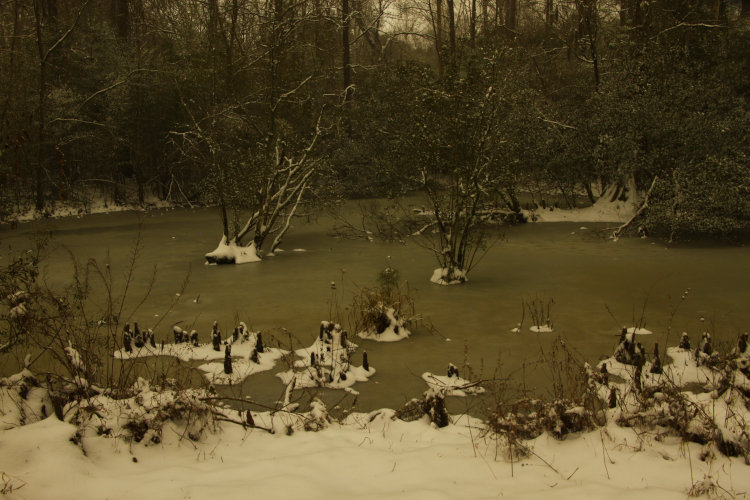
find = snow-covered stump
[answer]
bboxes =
[394,387,451,428]
[224,345,233,376]
[204,237,261,265]
[357,307,411,342]
[423,388,450,428]
[211,322,222,352]
[696,332,720,368]
[679,331,691,350]
[276,321,375,395]
[613,328,646,366]
[255,332,265,354]
[133,323,144,349]
[122,326,132,354]
[430,267,467,286]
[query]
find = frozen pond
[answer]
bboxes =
[2,205,750,411]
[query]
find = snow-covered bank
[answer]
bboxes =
[1,403,748,500]
[5,325,750,500]
[5,197,174,224]
[524,182,640,223]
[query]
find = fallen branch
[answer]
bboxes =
[612,176,658,241]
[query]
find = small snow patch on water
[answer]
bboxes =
[530,325,554,333]
[627,327,653,335]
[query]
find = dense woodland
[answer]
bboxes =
[1,0,749,243]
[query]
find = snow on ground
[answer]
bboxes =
[524,181,639,223]
[8,197,173,223]
[1,403,749,500]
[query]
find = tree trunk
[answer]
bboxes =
[482,0,488,37]
[584,183,596,204]
[505,0,517,30]
[742,0,750,17]
[342,0,352,133]
[435,0,444,77]
[34,0,47,211]
[547,0,554,25]
[446,0,456,71]
[470,0,476,48]
[112,0,130,39]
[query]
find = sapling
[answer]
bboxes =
[255,332,265,353]
[233,327,239,343]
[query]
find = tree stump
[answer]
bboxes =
[224,344,232,375]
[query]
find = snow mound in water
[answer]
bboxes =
[430,268,467,285]
[421,372,485,397]
[277,321,374,395]
[357,307,410,342]
[205,236,261,264]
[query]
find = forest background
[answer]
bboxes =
[1,0,749,243]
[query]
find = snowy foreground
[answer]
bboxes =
[1,397,748,500]
[3,330,750,499]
